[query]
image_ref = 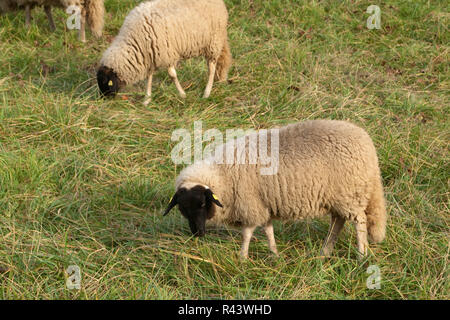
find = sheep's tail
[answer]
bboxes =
[85,0,104,38]
[214,36,232,81]
[365,176,387,243]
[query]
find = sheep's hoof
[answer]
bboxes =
[320,249,331,258]
[179,92,186,99]
[239,254,249,261]
[357,253,368,263]
[266,252,280,261]
[143,98,151,106]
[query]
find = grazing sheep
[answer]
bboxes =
[97,0,232,105]
[163,120,387,259]
[0,0,105,42]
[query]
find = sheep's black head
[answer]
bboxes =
[97,66,122,98]
[163,185,223,237]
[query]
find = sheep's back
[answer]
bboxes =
[257,120,380,221]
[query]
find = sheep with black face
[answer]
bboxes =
[163,120,387,260]
[163,184,222,237]
[96,0,232,104]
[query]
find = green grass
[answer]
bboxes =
[0,0,448,299]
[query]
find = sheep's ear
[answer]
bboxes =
[163,193,178,216]
[205,189,223,208]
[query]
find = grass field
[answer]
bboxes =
[0,0,448,299]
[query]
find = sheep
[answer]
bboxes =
[0,0,105,42]
[97,0,232,105]
[163,120,387,259]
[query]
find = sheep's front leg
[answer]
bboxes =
[143,73,153,106]
[168,66,186,98]
[44,5,56,32]
[321,213,345,257]
[25,4,31,28]
[263,221,279,256]
[78,7,86,42]
[240,226,256,259]
[203,60,217,98]
[355,216,368,260]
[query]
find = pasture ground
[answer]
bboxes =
[0,0,448,299]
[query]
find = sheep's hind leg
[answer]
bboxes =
[143,73,153,106]
[240,226,256,259]
[203,59,217,98]
[263,221,279,256]
[321,213,345,257]
[78,7,86,42]
[168,67,186,98]
[355,216,369,260]
[44,5,56,32]
[25,4,31,28]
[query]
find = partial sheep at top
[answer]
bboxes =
[97,0,232,105]
[163,120,387,259]
[0,0,105,42]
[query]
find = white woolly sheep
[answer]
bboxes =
[97,0,232,105]
[163,120,387,259]
[0,0,104,42]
